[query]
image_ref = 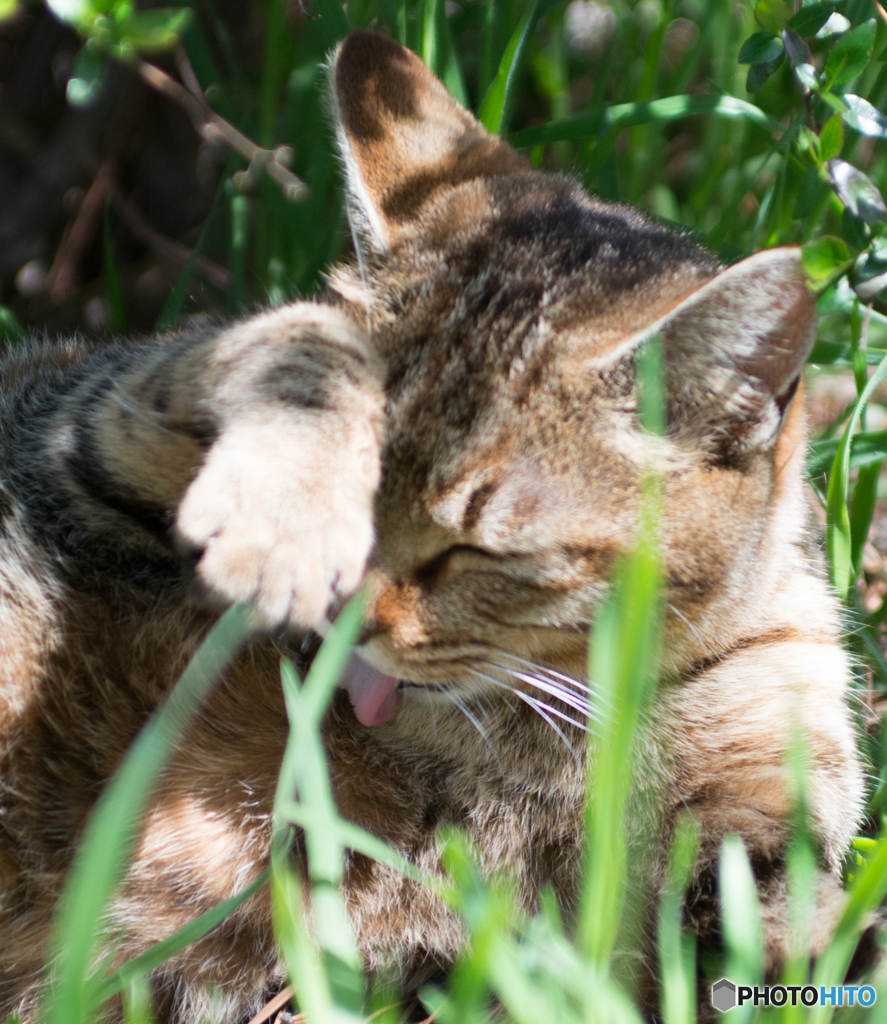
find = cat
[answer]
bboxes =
[0,28,867,1024]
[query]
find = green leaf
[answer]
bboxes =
[801,234,850,284]
[0,304,25,345]
[817,11,850,39]
[738,32,783,65]
[819,113,843,161]
[824,18,875,88]
[479,0,565,134]
[781,26,811,66]
[67,44,106,108]
[754,0,792,34]
[748,52,785,91]
[842,93,887,139]
[854,247,887,301]
[793,61,820,93]
[829,159,887,225]
[117,8,192,53]
[46,0,92,27]
[0,0,19,21]
[508,94,783,149]
[788,3,836,38]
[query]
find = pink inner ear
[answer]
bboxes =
[340,654,402,726]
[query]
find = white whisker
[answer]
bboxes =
[495,668,592,717]
[470,670,584,761]
[476,656,615,725]
[443,688,491,746]
[667,602,708,653]
[518,693,583,764]
[492,650,595,695]
[471,669,589,734]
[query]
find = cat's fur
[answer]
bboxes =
[0,30,866,1023]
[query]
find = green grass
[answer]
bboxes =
[7,0,887,1020]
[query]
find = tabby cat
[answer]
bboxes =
[0,30,866,1023]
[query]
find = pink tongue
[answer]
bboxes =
[341,655,403,727]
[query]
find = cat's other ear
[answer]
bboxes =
[615,248,816,460]
[332,31,527,250]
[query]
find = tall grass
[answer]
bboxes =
[4,0,887,1020]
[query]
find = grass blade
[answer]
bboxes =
[718,836,764,1024]
[43,605,253,1024]
[309,0,350,47]
[102,203,126,334]
[826,349,887,596]
[809,828,887,1024]
[580,493,663,966]
[272,592,366,1023]
[850,459,881,572]
[155,178,226,332]
[509,94,784,149]
[91,869,270,1005]
[479,0,565,134]
[229,191,249,315]
[808,429,887,477]
[657,817,700,1024]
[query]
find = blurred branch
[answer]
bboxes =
[243,985,295,1024]
[109,188,230,292]
[134,59,307,202]
[46,159,117,303]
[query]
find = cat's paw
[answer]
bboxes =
[175,411,381,631]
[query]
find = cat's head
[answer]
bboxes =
[328,32,817,726]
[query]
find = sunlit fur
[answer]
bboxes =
[0,31,866,1023]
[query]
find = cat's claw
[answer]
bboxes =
[175,412,380,632]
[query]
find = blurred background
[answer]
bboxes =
[1,0,881,336]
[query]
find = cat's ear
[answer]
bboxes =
[331,31,527,250]
[615,248,816,459]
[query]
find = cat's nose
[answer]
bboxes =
[355,566,390,643]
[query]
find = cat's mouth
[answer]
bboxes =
[339,655,454,727]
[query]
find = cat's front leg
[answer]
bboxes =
[175,303,384,630]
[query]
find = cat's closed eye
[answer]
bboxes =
[415,544,495,583]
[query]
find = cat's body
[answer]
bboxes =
[0,31,866,1023]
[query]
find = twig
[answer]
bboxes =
[134,60,307,202]
[174,44,206,103]
[109,186,230,291]
[246,985,295,1024]
[46,158,117,303]
[873,0,887,28]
